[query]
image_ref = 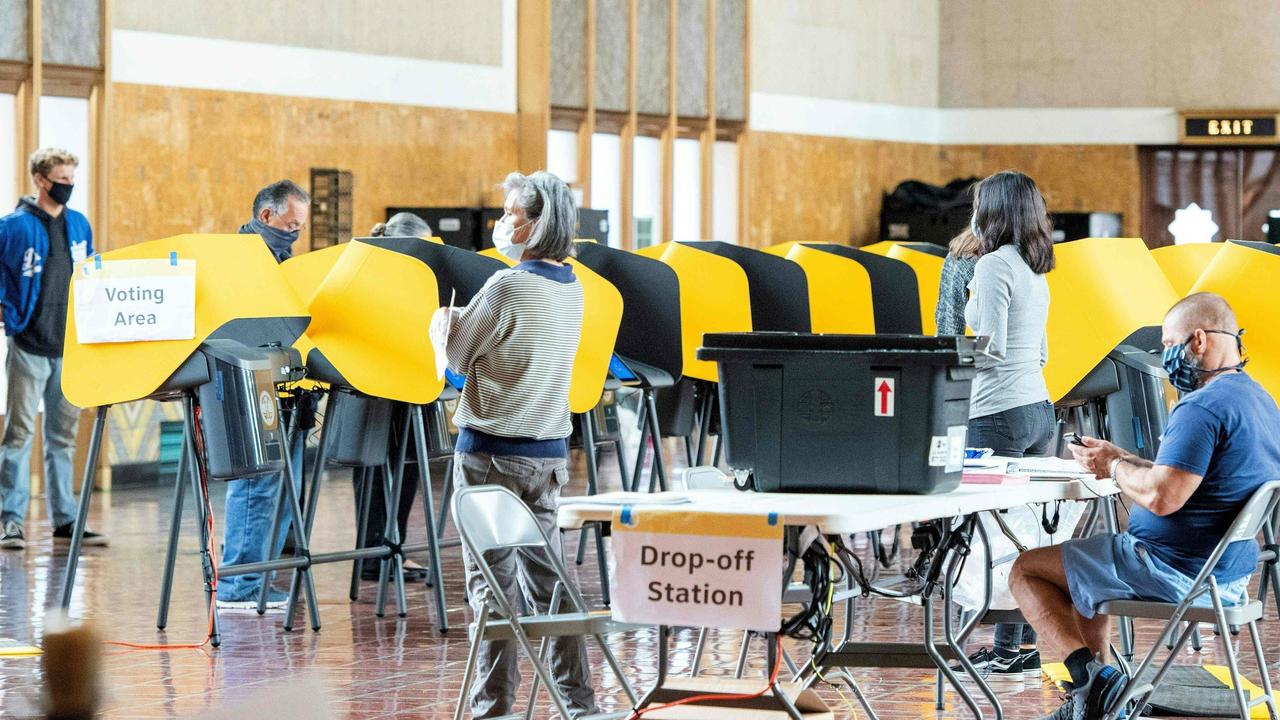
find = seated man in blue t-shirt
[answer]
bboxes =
[1010,292,1280,720]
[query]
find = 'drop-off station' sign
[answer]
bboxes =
[73,257,197,344]
[610,508,782,631]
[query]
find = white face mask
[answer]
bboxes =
[492,217,528,262]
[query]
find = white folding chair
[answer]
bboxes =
[1101,480,1280,720]
[452,484,641,720]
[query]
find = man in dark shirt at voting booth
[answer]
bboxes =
[0,148,107,551]
[1010,292,1280,720]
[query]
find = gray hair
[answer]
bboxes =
[501,171,577,261]
[252,179,310,218]
[371,212,433,238]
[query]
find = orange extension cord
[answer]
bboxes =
[627,634,785,719]
[106,405,218,652]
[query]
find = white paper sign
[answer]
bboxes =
[610,508,783,631]
[73,258,196,344]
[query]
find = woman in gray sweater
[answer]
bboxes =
[958,170,1056,687]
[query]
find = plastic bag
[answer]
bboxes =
[953,501,1086,611]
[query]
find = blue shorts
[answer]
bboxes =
[1061,532,1250,620]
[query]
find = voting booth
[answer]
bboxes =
[765,242,876,335]
[1190,240,1280,402]
[806,244,923,334]
[1151,242,1224,297]
[60,234,311,646]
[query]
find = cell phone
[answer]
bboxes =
[1064,432,1084,446]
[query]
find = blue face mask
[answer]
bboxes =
[1161,329,1246,393]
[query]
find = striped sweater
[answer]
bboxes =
[446,261,584,454]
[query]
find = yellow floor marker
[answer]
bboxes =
[1152,243,1225,297]
[1044,238,1177,401]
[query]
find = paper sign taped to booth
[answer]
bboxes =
[610,508,782,631]
[73,258,196,344]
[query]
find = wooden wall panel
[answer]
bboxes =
[741,131,938,249]
[936,144,1141,238]
[744,131,1142,249]
[109,83,518,247]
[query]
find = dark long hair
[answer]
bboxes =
[970,171,1056,273]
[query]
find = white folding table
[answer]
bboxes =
[557,478,1122,720]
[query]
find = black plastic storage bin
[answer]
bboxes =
[698,333,983,495]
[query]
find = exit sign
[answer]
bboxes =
[1180,111,1279,145]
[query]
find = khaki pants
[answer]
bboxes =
[455,451,596,719]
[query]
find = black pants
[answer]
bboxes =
[969,399,1057,651]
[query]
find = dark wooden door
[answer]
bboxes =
[1140,146,1280,247]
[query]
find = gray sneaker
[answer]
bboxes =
[0,521,24,550]
[1038,691,1079,720]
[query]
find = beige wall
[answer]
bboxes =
[939,0,1280,108]
[114,0,504,66]
[752,0,939,107]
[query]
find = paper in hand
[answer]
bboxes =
[431,289,456,380]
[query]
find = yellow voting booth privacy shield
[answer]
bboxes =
[1043,238,1178,401]
[1191,241,1280,401]
[281,244,348,375]
[62,234,309,409]
[765,242,875,334]
[1152,242,1225,297]
[639,242,752,382]
[887,244,944,335]
[858,240,897,256]
[305,240,443,404]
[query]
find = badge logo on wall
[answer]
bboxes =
[259,390,276,427]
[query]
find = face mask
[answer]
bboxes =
[46,178,73,206]
[1161,329,1246,394]
[492,217,528,262]
[249,216,300,261]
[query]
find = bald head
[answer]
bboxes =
[1164,292,1239,339]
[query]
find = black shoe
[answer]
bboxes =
[1079,659,1128,719]
[1022,648,1043,681]
[951,647,1024,689]
[0,521,24,550]
[52,523,110,547]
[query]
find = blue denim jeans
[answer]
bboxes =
[0,340,81,528]
[216,426,305,601]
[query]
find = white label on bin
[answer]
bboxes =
[946,425,966,472]
[874,377,895,417]
[928,436,948,466]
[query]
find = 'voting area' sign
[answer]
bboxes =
[74,257,196,344]
[610,508,783,631]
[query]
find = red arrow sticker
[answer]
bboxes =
[874,377,895,417]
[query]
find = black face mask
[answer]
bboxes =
[45,178,74,206]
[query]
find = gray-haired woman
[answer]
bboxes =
[438,171,593,718]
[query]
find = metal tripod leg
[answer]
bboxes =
[580,410,610,606]
[630,395,650,492]
[1102,496,1135,659]
[180,400,223,647]
[695,383,712,466]
[256,423,294,615]
[349,467,373,601]
[60,406,108,611]
[375,405,411,619]
[157,422,192,630]
[282,406,323,633]
[644,390,669,492]
[412,404,450,631]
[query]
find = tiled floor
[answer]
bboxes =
[0,443,1274,718]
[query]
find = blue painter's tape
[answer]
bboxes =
[170,251,178,266]
[620,506,633,527]
[768,512,778,526]
[93,254,102,270]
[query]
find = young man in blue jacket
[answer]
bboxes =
[0,148,108,550]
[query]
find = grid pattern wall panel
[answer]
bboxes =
[551,0,588,108]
